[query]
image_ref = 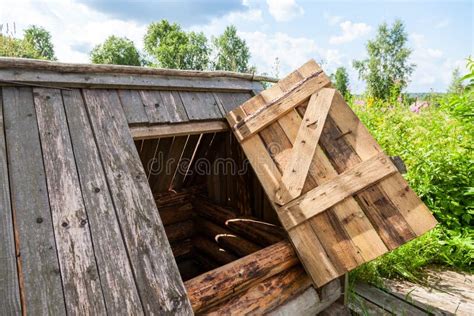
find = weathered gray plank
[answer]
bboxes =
[159,91,188,123]
[117,89,148,124]
[33,88,106,314]
[2,87,66,315]
[179,91,223,120]
[0,89,21,315]
[354,283,428,315]
[62,89,143,314]
[140,90,170,123]
[0,69,265,91]
[213,92,253,114]
[83,89,192,314]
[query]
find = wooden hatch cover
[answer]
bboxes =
[226,60,437,287]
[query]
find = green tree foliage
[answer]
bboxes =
[144,20,210,70]
[448,67,464,94]
[23,25,56,60]
[353,20,415,101]
[331,67,350,99]
[91,36,142,66]
[213,25,251,73]
[0,25,56,60]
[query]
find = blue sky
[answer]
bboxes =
[1,0,472,92]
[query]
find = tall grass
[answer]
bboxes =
[348,58,474,283]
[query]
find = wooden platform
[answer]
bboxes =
[350,268,474,315]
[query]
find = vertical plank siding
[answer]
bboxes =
[62,89,143,314]
[3,87,66,315]
[0,73,262,313]
[0,89,21,315]
[34,88,107,314]
[117,90,148,125]
[83,89,192,314]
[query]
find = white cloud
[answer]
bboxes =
[409,32,465,90]
[266,0,304,22]
[188,8,263,37]
[329,20,372,45]
[0,0,147,63]
[323,12,343,26]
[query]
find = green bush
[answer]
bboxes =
[351,97,472,229]
[348,59,473,282]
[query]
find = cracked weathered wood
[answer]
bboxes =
[83,89,192,314]
[0,88,21,315]
[34,88,106,314]
[62,88,143,314]
[3,87,65,314]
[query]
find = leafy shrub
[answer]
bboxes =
[348,58,473,282]
[352,97,472,228]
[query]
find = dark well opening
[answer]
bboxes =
[133,131,286,281]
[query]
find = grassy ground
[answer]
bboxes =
[347,86,473,285]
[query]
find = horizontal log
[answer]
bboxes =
[185,241,298,313]
[131,121,228,140]
[193,236,237,266]
[159,202,193,226]
[193,198,286,246]
[164,220,194,243]
[155,186,204,207]
[195,217,261,257]
[170,239,193,260]
[0,57,278,82]
[205,265,312,315]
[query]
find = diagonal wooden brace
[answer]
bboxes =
[279,88,336,201]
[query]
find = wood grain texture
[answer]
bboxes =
[62,89,143,314]
[213,92,253,114]
[0,89,21,315]
[34,88,106,314]
[238,74,348,286]
[3,87,66,315]
[130,121,228,140]
[185,241,298,313]
[280,88,335,199]
[83,89,192,314]
[117,89,148,124]
[179,91,223,120]
[205,265,312,315]
[226,59,435,288]
[328,93,438,236]
[0,70,264,92]
[279,152,398,230]
[277,109,388,265]
[140,90,171,123]
[231,63,331,141]
[0,57,277,82]
[159,91,188,122]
